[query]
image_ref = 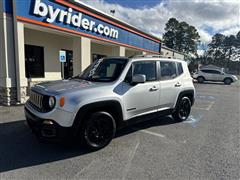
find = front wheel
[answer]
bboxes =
[224,78,232,85]
[81,111,116,150]
[172,97,191,122]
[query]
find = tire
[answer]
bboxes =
[224,78,232,85]
[80,111,116,150]
[197,76,204,83]
[172,97,191,122]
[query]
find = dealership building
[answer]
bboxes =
[0,0,184,105]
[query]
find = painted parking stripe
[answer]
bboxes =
[206,101,215,110]
[192,107,209,110]
[133,128,165,138]
[193,101,215,111]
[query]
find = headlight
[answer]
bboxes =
[233,75,238,80]
[48,96,56,108]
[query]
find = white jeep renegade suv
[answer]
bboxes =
[25,55,195,149]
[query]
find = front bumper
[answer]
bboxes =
[25,107,71,141]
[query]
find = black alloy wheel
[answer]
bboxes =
[224,78,232,85]
[172,97,191,122]
[83,112,116,150]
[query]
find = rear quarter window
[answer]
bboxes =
[177,62,184,75]
[160,61,177,80]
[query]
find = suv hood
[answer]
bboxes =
[33,79,98,95]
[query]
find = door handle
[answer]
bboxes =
[175,82,182,87]
[149,86,159,91]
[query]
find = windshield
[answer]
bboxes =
[75,58,128,82]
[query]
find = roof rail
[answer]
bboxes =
[129,54,172,59]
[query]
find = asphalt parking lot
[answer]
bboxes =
[0,81,239,180]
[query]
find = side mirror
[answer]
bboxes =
[132,74,146,84]
[221,72,225,75]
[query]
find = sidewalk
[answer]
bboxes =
[0,105,25,123]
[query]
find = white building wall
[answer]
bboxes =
[0,12,5,86]
[91,43,126,58]
[173,52,184,60]
[125,49,143,57]
[161,47,173,58]
[0,6,18,105]
[161,46,185,60]
[80,37,91,72]
[0,14,16,88]
[112,46,126,57]
[14,22,28,103]
[24,28,73,82]
[91,43,114,58]
[73,38,81,76]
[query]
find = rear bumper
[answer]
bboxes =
[25,107,72,141]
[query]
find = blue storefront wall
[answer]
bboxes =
[2,0,13,14]
[4,0,161,53]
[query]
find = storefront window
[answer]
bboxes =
[25,45,44,78]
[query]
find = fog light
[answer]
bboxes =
[43,120,54,125]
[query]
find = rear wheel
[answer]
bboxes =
[224,78,232,85]
[172,97,191,122]
[81,111,116,150]
[197,76,204,83]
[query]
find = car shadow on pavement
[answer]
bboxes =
[0,120,90,173]
[0,116,178,173]
[116,116,178,138]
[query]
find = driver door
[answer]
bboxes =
[122,61,160,120]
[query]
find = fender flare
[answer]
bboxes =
[71,100,123,136]
[174,90,195,111]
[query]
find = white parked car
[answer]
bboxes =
[25,55,195,150]
[193,68,238,85]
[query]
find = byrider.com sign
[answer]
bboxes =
[14,0,161,53]
[33,0,118,39]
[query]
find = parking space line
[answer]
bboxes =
[122,141,140,179]
[192,107,209,110]
[134,129,165,138]
[192,101,215,111]
[73,159,101,178]
[196,95,216,101]
[206,101,215,110]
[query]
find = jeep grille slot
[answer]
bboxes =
[30,91,43,109]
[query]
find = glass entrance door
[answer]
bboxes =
[61,50,73,79]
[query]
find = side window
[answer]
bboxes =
[201,70,211,74]
[177,62,183,75]
[210,70,221,74]
[133,61,157,81]
[160,61,177,80]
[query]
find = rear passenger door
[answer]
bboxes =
[208,70,224,81]
[200,70,212,80]
[159,61,182,109]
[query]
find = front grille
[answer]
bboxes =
[29,90,44,110]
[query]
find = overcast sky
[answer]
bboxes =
[82,0,240,44]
